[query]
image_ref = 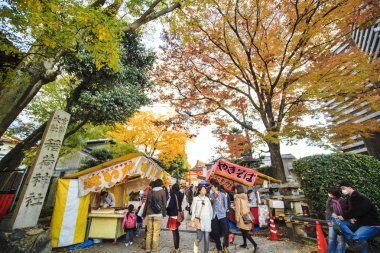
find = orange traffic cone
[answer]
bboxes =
[269,214,280,240]
[316,221,328,253]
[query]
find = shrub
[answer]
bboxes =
[293,153,380,218]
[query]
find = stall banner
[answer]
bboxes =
[78,156,168,197]
[51,179,90,248]
[209,173,234,191]
[212,160,258,186]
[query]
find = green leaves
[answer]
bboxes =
[293,153,380,218]
[1,0,124,70]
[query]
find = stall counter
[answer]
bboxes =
[88,213,125,241]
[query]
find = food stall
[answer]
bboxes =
[51,153,171,248]
[207,159,281,228]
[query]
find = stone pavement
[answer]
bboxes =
[56,209,317,253]
[62,228,315,253]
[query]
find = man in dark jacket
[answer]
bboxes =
[336,181,380,251]
[142,179,167,253]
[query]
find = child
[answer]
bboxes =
[122,204,136,247]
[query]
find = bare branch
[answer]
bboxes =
[122,2,181,32]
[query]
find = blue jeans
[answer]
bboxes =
[194,230,209,253]
[125,229,134,243]
[328,218,345,253]
[336,219,380,253]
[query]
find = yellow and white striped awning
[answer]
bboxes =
[51,179,90,248]
[51,153,171,248]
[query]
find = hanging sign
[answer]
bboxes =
[212,159,258,186]
[209,173,234,191]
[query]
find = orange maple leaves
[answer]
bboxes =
[154,0,380,149]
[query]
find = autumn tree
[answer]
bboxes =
[214,126,252,159]
[0,0,181,136]
[155,0,380,181]
[107,111,191,168]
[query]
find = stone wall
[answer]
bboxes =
[0,226,51,253]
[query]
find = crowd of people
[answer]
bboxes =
[120,178,380,253]
[325,181,380,253]
[121,178,259,253]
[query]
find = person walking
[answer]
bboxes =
[141,181,156,250]
[186,184,194,215]
[234,185,258,253]
[166,183,184,253]
[210,182,230,253]
[191,184,213,253]
[325,187,346,253]
[142,179,167,253]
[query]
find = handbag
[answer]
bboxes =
[241,199,255,224]
[188,198,204,229]
[188,217,201,229]
[175,195,184,223]
[242,212,255,224]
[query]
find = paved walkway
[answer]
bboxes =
[56,209,316,253]
[64,228,315,253]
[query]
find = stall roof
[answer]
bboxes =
[63,152,162,179]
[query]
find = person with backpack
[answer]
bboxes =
[142,179,167,253]
[166,183,184,253]
[234,185,258,253]
[140,181,156,250]
[122,204,136,247]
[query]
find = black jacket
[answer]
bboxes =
[166,191,183,217]
[343,191,380,227]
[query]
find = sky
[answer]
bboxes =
[142,22,333,168]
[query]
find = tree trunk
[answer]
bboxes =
[0,48,60,136]
[0,117,88,172]
[363,132,380,160]
[0,122,47,171]
[267,142,287,182]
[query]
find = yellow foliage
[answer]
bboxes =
[107,111,190,167]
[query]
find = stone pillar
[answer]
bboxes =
[9,110,70,229]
